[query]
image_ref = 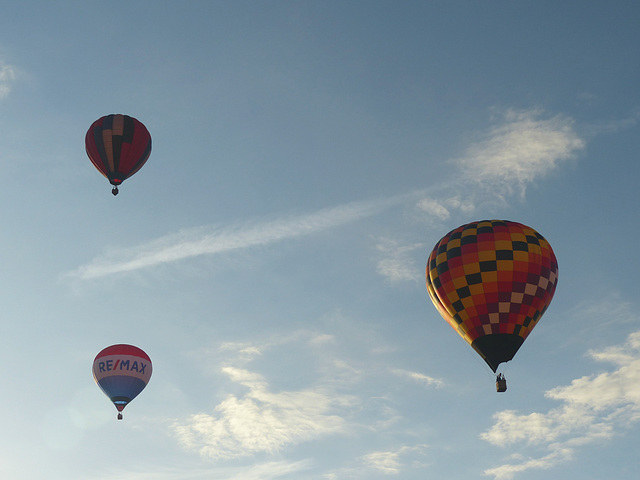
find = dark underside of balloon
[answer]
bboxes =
[108,177,123,195]
[111,396,131,412]
[471,334,524,372]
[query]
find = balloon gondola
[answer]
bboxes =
[85,114,152,195]
[92,344,152,419]
[426,220,558,392]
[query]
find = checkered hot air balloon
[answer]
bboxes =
[426,220,558,388]
[93,344,152,420]
[85,114,152,195]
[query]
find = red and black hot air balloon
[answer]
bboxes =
[426,220,558,392]
[85,114,152,195]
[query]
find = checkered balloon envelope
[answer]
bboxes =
[426,220,558,373]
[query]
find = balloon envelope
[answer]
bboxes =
[93,344,152,416]
[85,114,152,193]
[426,220,558,372]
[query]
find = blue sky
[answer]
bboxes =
[1,1,639,479]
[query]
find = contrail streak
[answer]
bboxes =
[67,192,421,280]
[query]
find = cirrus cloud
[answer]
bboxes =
[0,59,17,99]
[455,109,584,198]
[173,365,352,460]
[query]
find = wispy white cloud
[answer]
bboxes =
[88,459,314,480]
[66,193,417,280]
[361,444,430,474]
[415,198,452,221]
[173,367,351,460]
[173,329,442,468]
[568,293,636,330]
[413,108,584,222]
[322,443,430,479]
[390,369,443,388]
[481,329,640,479]
[582,110,639,136]
[228,460,315,480]
[415,195,476,221]
[375,239,424,283]
[0,60,17,99]
[454,108,584,198]
[483,449,574,480]
[173,333,359,460]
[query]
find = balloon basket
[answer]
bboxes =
[496,377,507,393]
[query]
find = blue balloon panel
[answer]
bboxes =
[97,375,148,410]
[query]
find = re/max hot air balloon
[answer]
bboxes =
[93,344,152,419]
[85,114,152,195]
[426,220,558,392]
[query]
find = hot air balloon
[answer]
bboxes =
[85,114,152,195]
[93,344,152,419]
[426,220,558,391]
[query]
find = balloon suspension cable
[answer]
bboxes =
[112,186,119,196]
